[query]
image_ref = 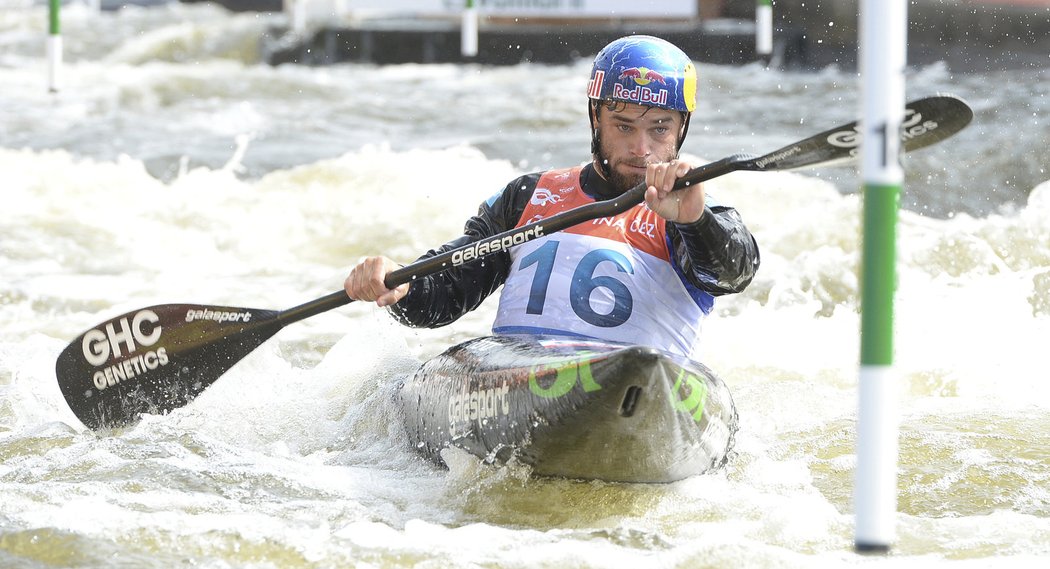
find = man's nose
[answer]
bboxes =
[628,133,651,157]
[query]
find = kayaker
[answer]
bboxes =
[344,35,759,357]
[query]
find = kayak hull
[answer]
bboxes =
[397,335,738,483]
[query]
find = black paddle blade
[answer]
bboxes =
[899,94,974,153]
[747,94,974,172]
[56,304,281,430]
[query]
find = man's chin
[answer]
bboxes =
[609,172,644,194]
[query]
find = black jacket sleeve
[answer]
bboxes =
[387,173,540,328]
[669,205,760,296]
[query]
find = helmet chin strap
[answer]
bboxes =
[589,101,692,181]
[678,112,692,153]
[588,102,613,179]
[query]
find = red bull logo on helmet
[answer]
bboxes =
[618,67,667,86]
[612,66,670,107]
[611,83,669,107]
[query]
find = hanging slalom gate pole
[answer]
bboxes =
[290,0,308,35]
[755,0,773,62]
[47,0,61,93]
[855,0,907,554]
[461,0,479,59]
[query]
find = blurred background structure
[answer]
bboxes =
[71,0,1050,71]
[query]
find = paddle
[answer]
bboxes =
[55,94,973,430]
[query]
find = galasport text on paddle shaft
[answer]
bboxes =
[55,95,974,430]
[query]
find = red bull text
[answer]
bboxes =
[614,66,670,106]
[611,83,669,107]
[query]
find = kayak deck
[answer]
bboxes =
[397,335,738,483]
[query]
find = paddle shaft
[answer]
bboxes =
[278,93,975,327]
[276,154,745,328]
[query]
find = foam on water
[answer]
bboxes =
[703,167,1050,405]
[3,135,1049,567]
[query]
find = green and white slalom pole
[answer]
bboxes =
[461,0,479,59]
[756,0,773,61]
[855,0,906,554]
[47,0,61,93]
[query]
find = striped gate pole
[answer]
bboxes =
[290,0,307,35]
[855,0,907,554]
[47,0,61,93]
[461,0,479,58]
[755,0,773,61]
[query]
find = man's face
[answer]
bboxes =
[593,102,683,193]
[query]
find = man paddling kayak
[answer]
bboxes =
[344,35,759,357]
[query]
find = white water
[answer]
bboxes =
[1,3,1049,567]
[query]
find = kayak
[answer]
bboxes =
[397,335,738,483]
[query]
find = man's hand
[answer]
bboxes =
[344,256,410,307]
[644,159,705,224]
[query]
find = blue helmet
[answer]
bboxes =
[586,35,697,113]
